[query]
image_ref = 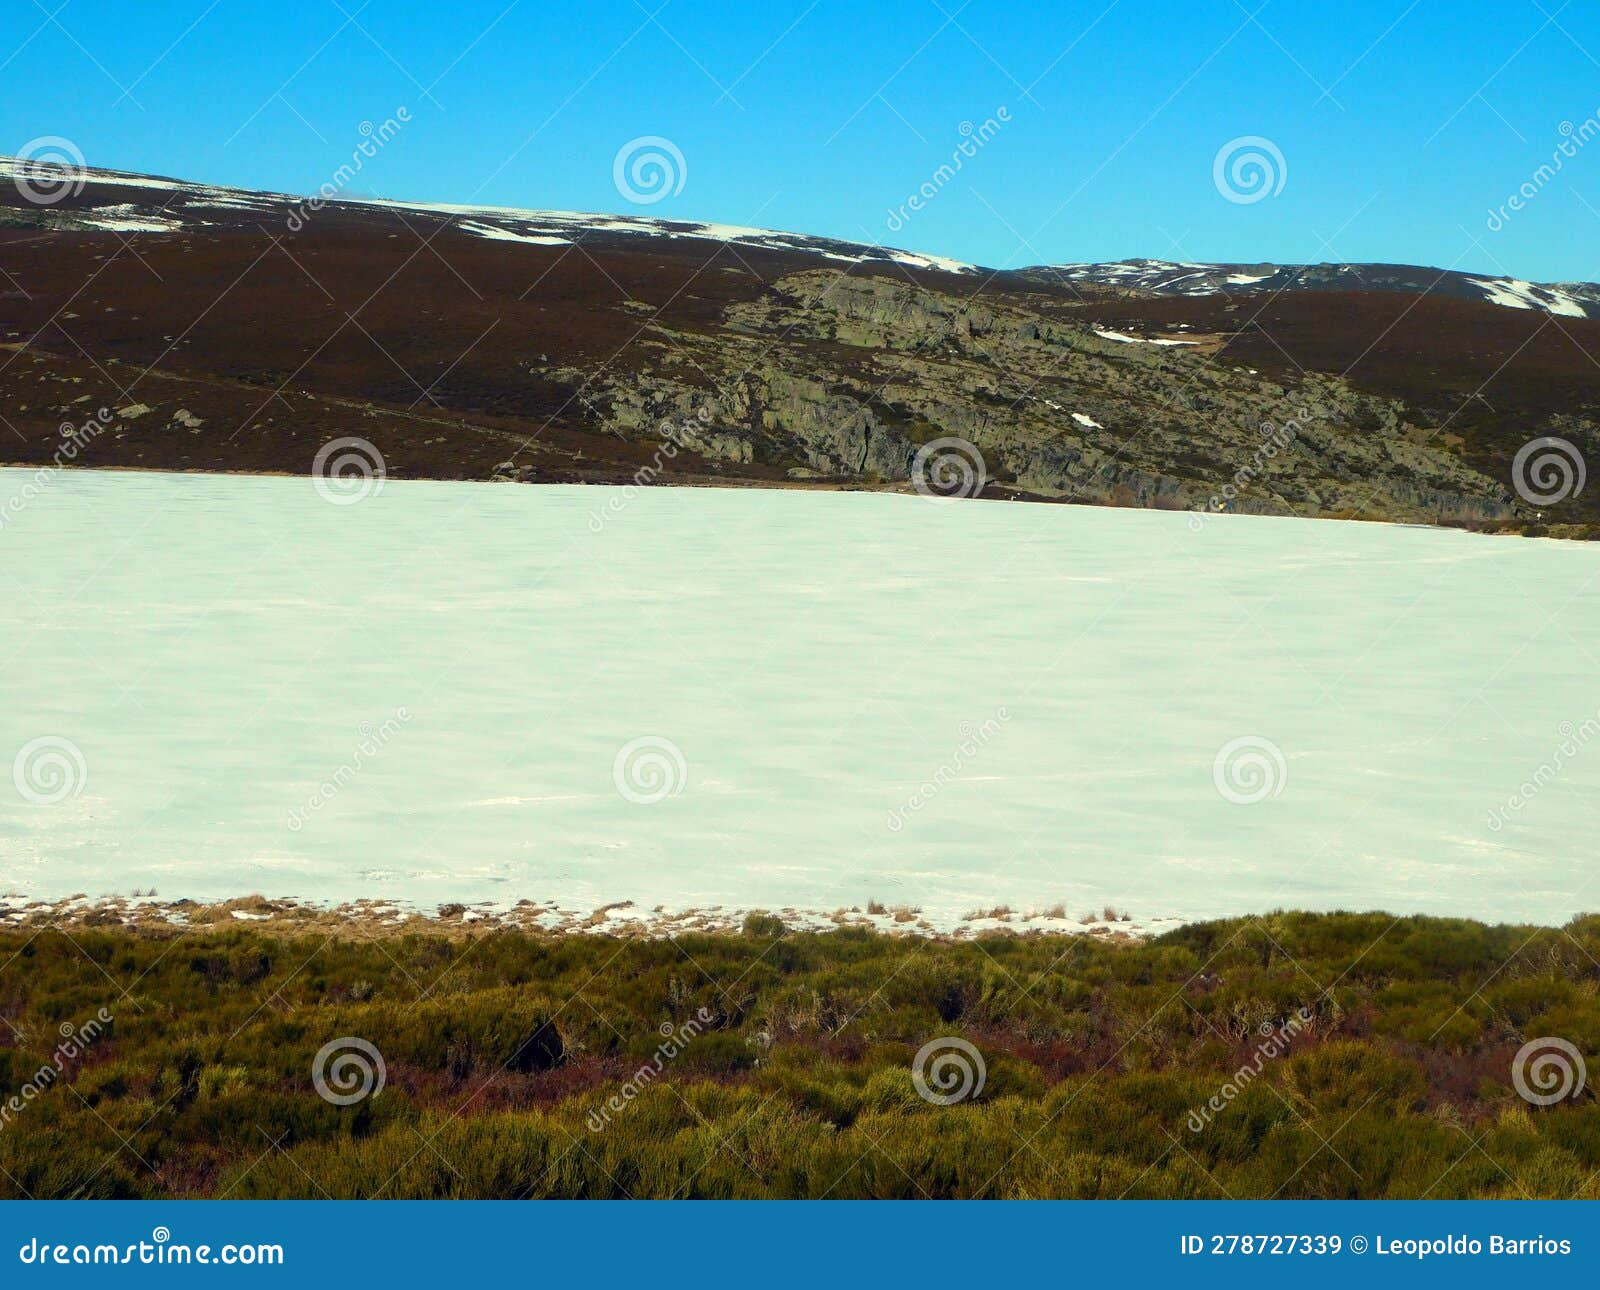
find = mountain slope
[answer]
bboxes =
[1024,258,1600,320]
[2,158,1597,533]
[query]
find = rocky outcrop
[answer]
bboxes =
[561,271,1518,524]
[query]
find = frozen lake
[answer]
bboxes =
[3,467,1599,930]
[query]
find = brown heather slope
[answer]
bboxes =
[2,162,1598,532]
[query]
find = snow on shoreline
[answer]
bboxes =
[1092,328,1198,347]
[0,892,1190,940]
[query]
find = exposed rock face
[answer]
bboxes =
[562,271,1517,523]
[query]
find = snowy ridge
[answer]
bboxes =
[0,156,979,275]
[7,158,1596,316]
[1030,257,1600,320]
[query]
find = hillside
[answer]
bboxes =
[3,158,1598,532]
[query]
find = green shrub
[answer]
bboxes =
[0,912,1597,1199]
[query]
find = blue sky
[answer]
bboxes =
[8,0,1600,282]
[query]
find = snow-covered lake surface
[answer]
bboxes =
[3,468,1598,930]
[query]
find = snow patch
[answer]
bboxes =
[75,205,184,233]
[458,220,572,246]
[1092,328,1197,347]
[1466,276,1587,318]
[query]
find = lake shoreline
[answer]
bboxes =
[3,460,1591,541]
[0,891,1187,941]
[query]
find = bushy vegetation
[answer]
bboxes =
[1,911,1597,1199]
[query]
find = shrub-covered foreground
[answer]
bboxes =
[1,911,1598,1199]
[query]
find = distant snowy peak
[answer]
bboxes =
[0,156,978,276]
[1026,258,1600,320]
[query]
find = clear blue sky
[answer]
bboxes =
[8,0,1600,282]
